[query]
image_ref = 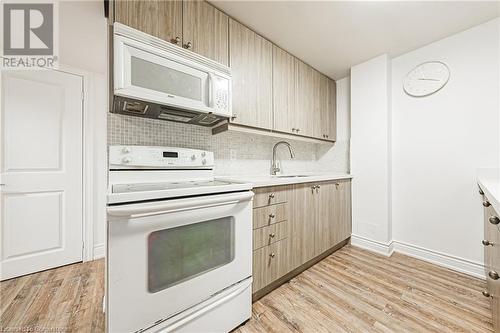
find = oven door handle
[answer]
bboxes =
[107,191,254,218]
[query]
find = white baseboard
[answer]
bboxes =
[392,241,484,279]
[93,243,105,260]
[350,236,485,279]
[350,235,394,256]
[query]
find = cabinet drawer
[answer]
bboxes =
[253,186,288,208]
[253,203,287,229]
[252,238,288,293]
[253,221,288,250]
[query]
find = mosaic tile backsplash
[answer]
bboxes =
[108,113,349,176]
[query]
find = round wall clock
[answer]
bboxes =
[403,61,450,97]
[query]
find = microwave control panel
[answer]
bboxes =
[211,74,230,115]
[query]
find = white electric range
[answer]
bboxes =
[106,145,254,333]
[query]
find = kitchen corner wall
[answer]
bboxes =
[351,18,500,277]
[108,81,351,176]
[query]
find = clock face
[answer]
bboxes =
[403,61,450,97]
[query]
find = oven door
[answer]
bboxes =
[106,191,253,333]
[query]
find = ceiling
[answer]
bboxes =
[210,1,500,79]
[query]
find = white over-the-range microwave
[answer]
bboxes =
[112,23,231,126]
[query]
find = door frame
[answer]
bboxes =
[56,64,106,262]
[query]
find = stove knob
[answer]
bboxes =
[202,159,207,165]
[191,155,196,161]
[122,157,132,164]
[122,147,131,154]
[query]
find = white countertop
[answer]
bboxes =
[218,173,352,188]
[478,168,500,214]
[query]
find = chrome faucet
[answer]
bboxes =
[271,141,295,175]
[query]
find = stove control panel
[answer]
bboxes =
[109,146,214,169]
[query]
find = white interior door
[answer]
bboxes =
[0,69,84,280]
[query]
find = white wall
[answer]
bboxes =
[391,19,499,266]
[350,54,392,247]
[59,1,108,259]
[350,19,500,276]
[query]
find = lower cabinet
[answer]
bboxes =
[481,190,500,332]
[252,179,352,297]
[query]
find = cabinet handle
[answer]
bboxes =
[269,233,276,238]
[489,271,499,280]
[269,214,275,219]
[231,114,237,121]
[489,216,500,225]
[316,185,321,193]
[483,201,491,207]
[292,128,296,132]
[172,36,181,45]
[296,128,300,133]
[184,41,193,49]
[479,187,484,195]
[269,193,275,199]
[482,290,491,298]
[482,240,494,246]
[269,252,275,258]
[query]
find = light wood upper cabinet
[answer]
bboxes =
[295,60,315,137]
[319,76,336,140]
[182,1,229,66]
[115,0,182,43]
[229,19,273,129]
[114,1,228,65]
[273,46,297,134]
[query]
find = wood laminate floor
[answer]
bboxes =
[236,245,493,333]
[1,259,104,333]
[0,246,492,333]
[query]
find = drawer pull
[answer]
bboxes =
[269,214,275,219]
[482,240,494,246]
[269,252,275,258]
[269,233,276,238]
[489,271,499,280]
[482,290,491,298]
[489,216,500,225]
[269,193,275,199]
[483,201,491,207]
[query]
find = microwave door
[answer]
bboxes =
[116,41,211,112]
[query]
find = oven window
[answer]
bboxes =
[131,56,202,101]
[147,217,235,293]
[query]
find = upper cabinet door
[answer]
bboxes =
[183,1,229,66]
[327,79,337,141]
[319,75,336,141]
[158,1,183,43]
[229,19,273,130]
[115,0,182,43]
[272,46,296,134]
[296,60,315,137]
